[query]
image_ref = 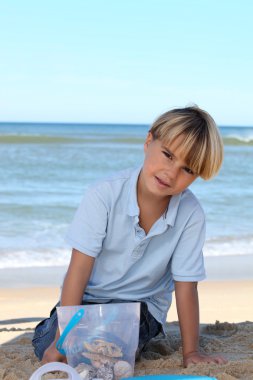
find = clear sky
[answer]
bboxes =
[0,0,252,125]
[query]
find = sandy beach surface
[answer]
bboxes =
[1,258,253,380]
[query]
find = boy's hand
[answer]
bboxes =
[42,341,67,364]
[183,351,228,367]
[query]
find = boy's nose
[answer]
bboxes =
[166,165,180,182]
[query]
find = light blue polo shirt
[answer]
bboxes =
[65,166,206,325]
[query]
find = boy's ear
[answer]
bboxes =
[144,132,154,151]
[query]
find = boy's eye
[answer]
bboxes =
[183,167,194,175]
[162,151,173,160]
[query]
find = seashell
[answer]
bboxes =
[83,339,122,357]
[75,363,96,380]
[88,372,98,380]
[79,368,90,380]
[82,351,117,368]
[75,363,93,372]
[113,360,133,379]
[96,363,114,380]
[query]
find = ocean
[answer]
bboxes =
[0,123,253,269]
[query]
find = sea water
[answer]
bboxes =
[0,123,253,268]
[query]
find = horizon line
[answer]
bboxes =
[0,121,252,128]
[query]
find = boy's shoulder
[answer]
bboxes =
[89,166,139,190]
[180,188,205,220]
[84,166,140,206]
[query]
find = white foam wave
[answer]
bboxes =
[0,236,253,269]
[225,133,253,143]
[204,235,253,257]
[0,248,71,269]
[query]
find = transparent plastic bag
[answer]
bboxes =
[57,303,140,380]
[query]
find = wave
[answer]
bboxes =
[0,235,252,269]
[204,234,253,257]
[1,134,253,146]
[0,135,85,144]
[0,134,144,145]
[223,136,253,146]
[0,248,70,269]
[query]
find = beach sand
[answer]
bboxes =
[1,255,253,380]
[0,279,253,380]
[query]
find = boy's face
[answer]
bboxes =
[140,133,198,198]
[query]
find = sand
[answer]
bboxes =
[1,321,253,380]
[0,281,253,379]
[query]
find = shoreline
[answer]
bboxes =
[1,253,252,342]
[0,254,252,289]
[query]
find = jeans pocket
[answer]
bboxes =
[32,312,58,360]
[139,303,162,349]
[33,314,55,339]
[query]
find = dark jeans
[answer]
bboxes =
[32,301,162,361]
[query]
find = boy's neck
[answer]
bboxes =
[136,173,171,234]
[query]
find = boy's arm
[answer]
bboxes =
[42,248,95,364]
[174,281,227,367]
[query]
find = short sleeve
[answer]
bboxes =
[171,206,206,282]
[65,187,108,257]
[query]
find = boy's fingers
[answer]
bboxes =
[41,344,67,364]
[207,354,227,364]
[185,354,228,367]
[213,356,228,364]
[203,356,227,365]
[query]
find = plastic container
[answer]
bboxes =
[57,303,140,380]
[29,362,81,379]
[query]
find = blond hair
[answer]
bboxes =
[149,106,224,179]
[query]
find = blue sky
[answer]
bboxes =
[0,0,252,125]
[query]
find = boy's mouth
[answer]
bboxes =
[155,176,170,187]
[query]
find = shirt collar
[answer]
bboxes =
[164,192,182,227]
[126,166,142,217]
[126,165,182,227]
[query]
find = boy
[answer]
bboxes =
[33,106,227,367]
